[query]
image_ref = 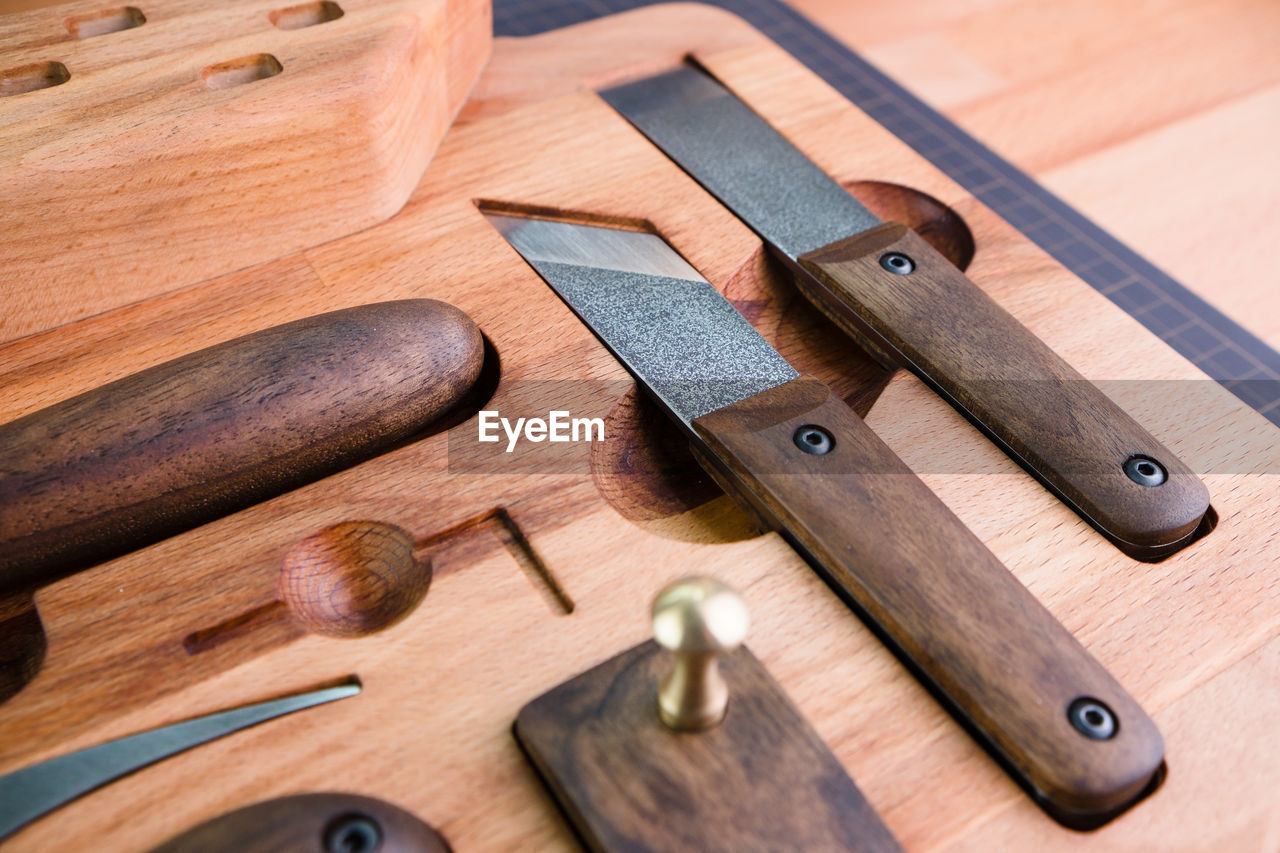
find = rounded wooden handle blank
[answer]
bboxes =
[0,299,484,594]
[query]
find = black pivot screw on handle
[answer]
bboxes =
[879,252,915,275]
[325,813,383,853]
[1068,697,1118,740]
[1124,455,1167,487]
[794,425,835,455]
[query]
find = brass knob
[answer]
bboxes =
[652,576,749,731]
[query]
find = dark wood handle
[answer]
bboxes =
[149,793,450,853]
[796,223,1209,559]
[692,377,1163,823]
[0,300,484,594]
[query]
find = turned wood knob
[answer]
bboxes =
[279,521,430,638]
[652,576,749,731]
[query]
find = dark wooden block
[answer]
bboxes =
[515,640,902,852]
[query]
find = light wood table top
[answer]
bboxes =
[0,2,1276,850]
[789,0,1280,352]
[4,0,1276,350]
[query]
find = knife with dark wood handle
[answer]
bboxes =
[602,66,1211,561]
[487,212,1164,827]
[0,299,484,595]
[796,224,1209,557]
[694,377,1163,822]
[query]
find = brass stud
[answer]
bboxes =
[652,576,749,731]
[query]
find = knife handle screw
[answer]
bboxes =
[1067,697,1118,740]
[794,425,834,455]
[879,252,915,275]
[324,812,382,853]
[1124,455,1167,487]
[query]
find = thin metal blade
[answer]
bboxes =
[602,66,880,260]
[487,213,797,424]
[0,682,360,841]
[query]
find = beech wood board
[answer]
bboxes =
[0,4,1277,851]
[0,0,491,342]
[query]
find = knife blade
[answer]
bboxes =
[601,66,1210,561]
[486,211,1163,827]
[0,681,360,841]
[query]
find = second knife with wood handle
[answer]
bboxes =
[602,66,1211,561]
[487,211,1163,828]
[0,299,485,594]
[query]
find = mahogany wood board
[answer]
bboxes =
[0,0,491,342]
[0,4,1277,851]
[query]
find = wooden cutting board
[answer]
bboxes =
[1,4,1277,850]
[0,0,491,341]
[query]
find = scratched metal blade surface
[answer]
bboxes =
[602,66,880,260]
[486,213,797,424]
[0,682,360,841]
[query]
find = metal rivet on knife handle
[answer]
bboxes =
[793,425,834,455]
[1125,455,1168,487]
[1069,697,1119,740]
[324,813,383,853]
[878,252,914,275]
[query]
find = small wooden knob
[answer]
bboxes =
[652,576,749,731]
[279,521,429,638]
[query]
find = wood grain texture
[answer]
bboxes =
[516,640,903,853]
[791,0,1280,352]
[0,0,491,343]
[149,792,450,852]
[0,5,1275,851]
[797,223,1211,558]
[0,300,483,595]
[279,520,432,638]
[693,375,1163,822]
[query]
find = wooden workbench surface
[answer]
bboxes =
[791,0,1280,352]
[1,2,1277,851]
[6,0,1276,344]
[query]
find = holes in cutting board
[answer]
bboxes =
[64,6,145,39]
[202,54,283,90]
[270,0,344,30]
[0,593,46,705]
[0,61,70,97]
[845,179,976,270]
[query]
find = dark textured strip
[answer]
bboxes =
[493,0,1280,427]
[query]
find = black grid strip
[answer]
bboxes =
[494,0,1280,426]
